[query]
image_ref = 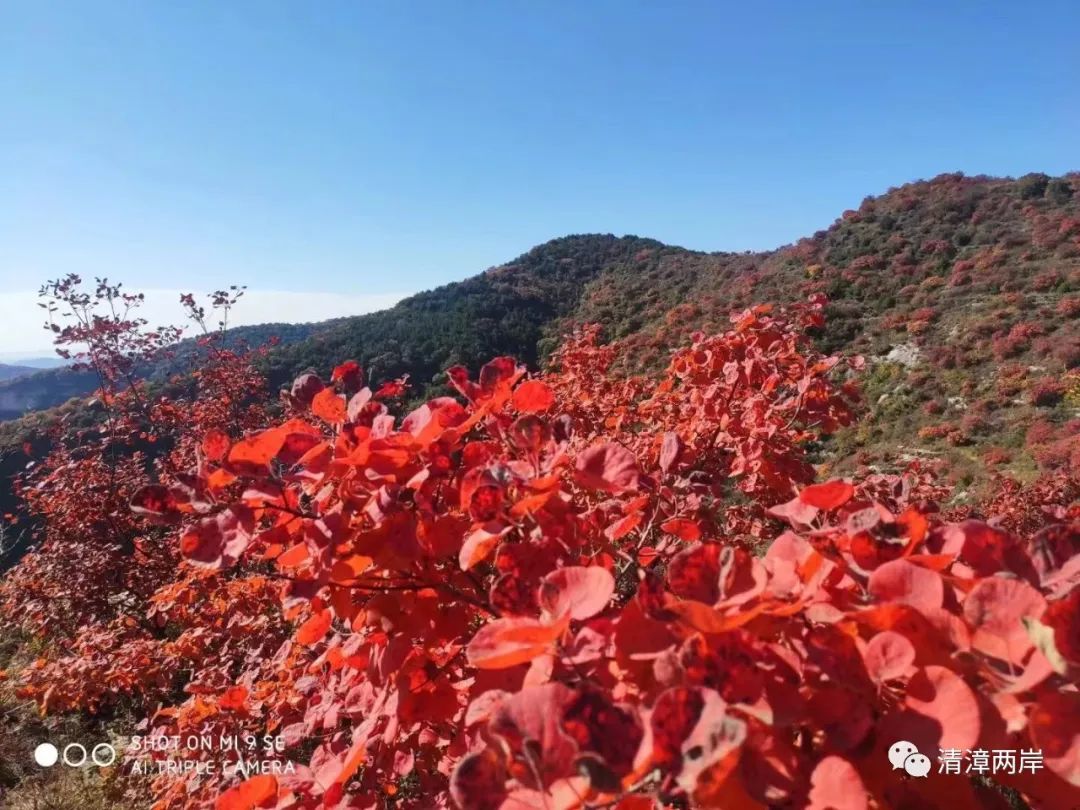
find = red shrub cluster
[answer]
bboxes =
[1030,378,1066,407]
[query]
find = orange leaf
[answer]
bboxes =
[510,489,557,517]
[296,609,332,646]
[312,388,347,423]
[637,546,660,567]
[331,360,361,384]
[276,543,310,569]
[219,686,248,711]
[330,554,373,583]
[799,480,854,510]
[459,524,509,571]
[511,380,555,413]
[228,427,287,469]
[466,615,569,669]
[665,597,769,633]
[338,739,367,786]
[897,506,929,551]
[202,429,231,462]
[215,775,277,810]
[206,468,238,490]
[661,518,702,541]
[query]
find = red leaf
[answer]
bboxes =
[637,546,661,567]
[863,631,916,683]
[667,542,722,604]
[768,495,819,527]
[450,748,508,810]
[605,511,642,541]
[661,518,702,541]
[179,506,254,569]
[215,775,277,810]
[867,558,945,613]
[508,414,551,454]
[1029,691,1080,786]
[574,442,640,495]
[561,688,643,776]
[538,566,615,621]
[219,686,248,711]
[807,756,868,810]
[808,685,873,751]
[374,375,409,399]
[903,665,980,751]
[963,576,1046,663]
[512,380,555,413]
[1044,588,1080,666]
[464,690,511,727]
[296,609,332,646]
[846,507,881,536]
[129,484,180,524]
[331,360,362,384]
[275,543,309,569]
[659,431,681,474]
[489,683,578,785]
[799,480,854,510]
[202,429,231,462]
[228,427,288,470]
[289,372,324,405]
[330,554,373,584]
[649,686,705,771]
[675,688,747,796]
[478,356,521,393]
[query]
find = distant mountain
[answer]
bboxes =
[1,171,1077,488]
[0,357,69,370]
[0,364,38,382]
[0,320,329,420]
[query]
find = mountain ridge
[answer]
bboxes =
[0,364,38,383]
[1,171,1077,491]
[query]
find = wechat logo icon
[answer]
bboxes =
[888,740,930,778]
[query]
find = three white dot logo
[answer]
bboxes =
[33,741,116,768]
[888,739,931,778]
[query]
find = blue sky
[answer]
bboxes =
[1,1,1078,354]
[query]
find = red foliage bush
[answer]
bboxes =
[1030,378,1066,407]
[1057,297,1080,319]
[922,400,944,416]
[3,289,1080,810]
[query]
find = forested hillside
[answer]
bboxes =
[1,172,1078,490]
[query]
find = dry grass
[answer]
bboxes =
[1,768,129,810]
[0,632,150,810]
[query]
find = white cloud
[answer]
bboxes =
[0,288,407,360]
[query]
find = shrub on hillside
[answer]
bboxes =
[1030,378,1067,407]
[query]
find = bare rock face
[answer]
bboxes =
[884,342,921,368]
